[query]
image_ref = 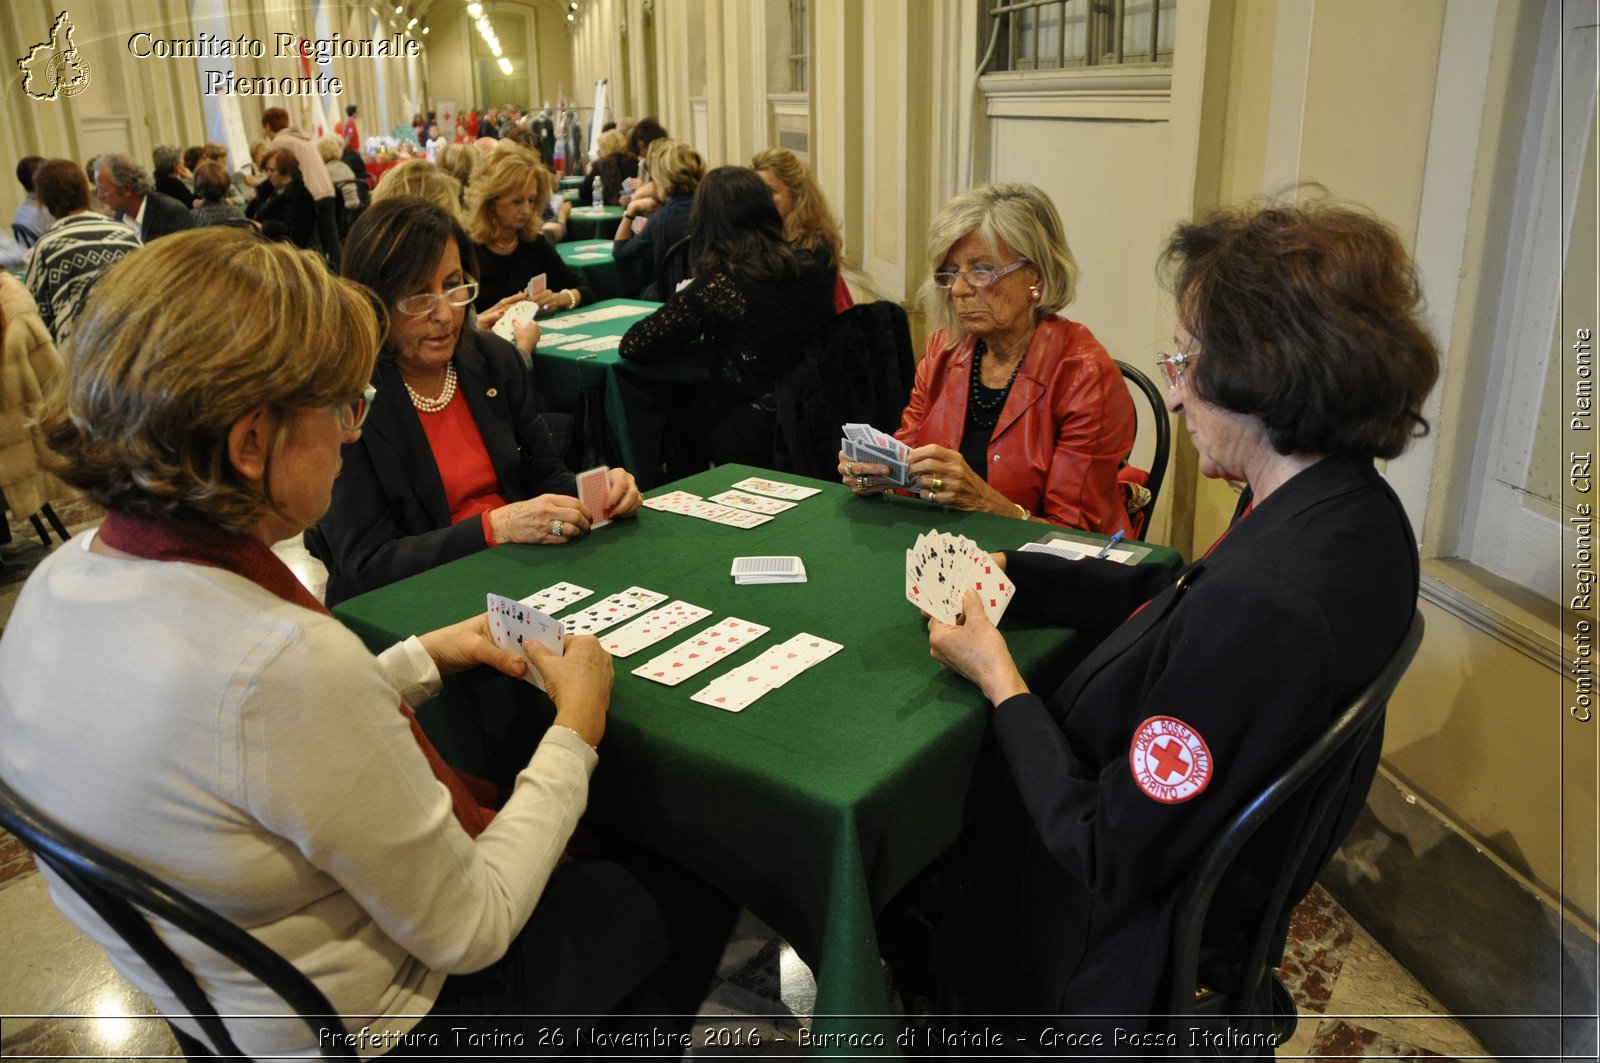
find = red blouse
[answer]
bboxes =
[415,391,509,544]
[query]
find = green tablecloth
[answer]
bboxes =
[333,465,1181,1054]
[559,175,585,191]
[562,204,624,242]
[556,240,649,301]
[531,298,698,486]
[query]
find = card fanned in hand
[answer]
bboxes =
[905,529,1015,625]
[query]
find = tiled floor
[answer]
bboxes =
[0,508,1495,1060]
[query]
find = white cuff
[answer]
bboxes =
[379,636,443,707]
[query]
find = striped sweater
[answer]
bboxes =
[25,213,142,346]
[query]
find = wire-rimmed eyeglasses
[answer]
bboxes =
[338,384,377,431]
[932,259,1031,290]
[1154,350,1199,389]
[395,280,480,317]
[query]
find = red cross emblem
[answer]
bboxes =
[1129,715,1213,803]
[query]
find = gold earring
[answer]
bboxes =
[1029,284,1041,301]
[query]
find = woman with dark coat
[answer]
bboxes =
[245,146,316,248]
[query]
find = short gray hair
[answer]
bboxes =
[151,143,181,174]
[96,154,153,198]
[917,182,1080,345]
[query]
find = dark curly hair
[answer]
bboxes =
[1161,197,1439,460]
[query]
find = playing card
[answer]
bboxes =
[643,491,773,528]
[487,592,563,691]
[490,300,539,344]
[525,272,548,298]
[600,600,713,657]
[519,581,594,613]
[689,633,843,712]
[642,490,703,514]
[841,423,913,487]
[631,617,770,686]
[708,490,796,515]
[904,530,1014,625]
[562,586,669,635]
[577,466,611,529]
[729,476,821,501]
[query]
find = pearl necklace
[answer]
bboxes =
[404,361,457,413]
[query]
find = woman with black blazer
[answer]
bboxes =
[900,199,1441,1034]
[244,147,316,248]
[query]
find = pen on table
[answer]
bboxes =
[1093,530,1125,560]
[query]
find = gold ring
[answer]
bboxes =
[847,461,857,477]
[932,477,943,490]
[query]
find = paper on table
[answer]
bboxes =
[568,252,610,263]
[1017,540,1136,565]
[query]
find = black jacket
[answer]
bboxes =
[246,178,316,249]
[938,455,1417,1026]
[139,192,195,242]
[318,329,574,606]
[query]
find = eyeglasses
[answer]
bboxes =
[932,259,1031,290]
[1154,350,1200,388]
[338,384,377,431]
[394,280,479,317]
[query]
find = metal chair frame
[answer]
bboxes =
[1115,359,1171,536]
[1158,610,1426,1058]
[0,773,355,1060]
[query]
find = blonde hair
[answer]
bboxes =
[598,129,627,157]
[750,147,845,266]
[435,141,479,189]
[465,145,551,244]
[41,229,380,532]
[646,139,705,199]
[316,135,343,163]
[372,160,465,224]
[918,182,1080,345]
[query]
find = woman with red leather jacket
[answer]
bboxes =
[838,183,1134,535]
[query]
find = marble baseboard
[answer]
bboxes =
[1322,769,1599,1061]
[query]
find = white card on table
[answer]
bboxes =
[519,581,594,613]
[729,476,821,501]
[643,491,773,529]
[600,600,713,657]
[631,617,769,686]
[562,586,669,635]
[642,490,703,514]
[730,556,806,584]
[709,490,796,515]
[577,466,611,529]
[690,633,843,712]
[487,592,563,691]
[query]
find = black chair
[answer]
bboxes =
[1156,610,1426,1058]
[0,485,70,546]
[656,233,693,300]
[13,223,40,249]
[774,300,916,479]
[0,772,355,1061]
[1115,359,1170,538]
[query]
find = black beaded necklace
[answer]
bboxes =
[967,339,1024,429]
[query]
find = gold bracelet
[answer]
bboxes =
[549,724,597,750]
[1013,503,1029,520]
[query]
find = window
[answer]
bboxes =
[789,0,809,93]
[990,0,1175,72]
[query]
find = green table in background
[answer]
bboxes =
[556,239,649,301]
[562,204,624,241]
[530,297,698,487]
[334,465,1182,1055]
[558,175,584,191]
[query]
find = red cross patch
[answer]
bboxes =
[1129,715,1213,804]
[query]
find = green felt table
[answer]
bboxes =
[556,240,649,301]
[530,298,701,488]
[558,175,585,191]
[562,204,625,242]
[333,465,1181,1054]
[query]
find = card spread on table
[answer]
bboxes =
[562,586,669,635]
[642,490,772,529]
[568,252,610,263]
[841,423,913,487]
[728,476,821,501]
[577,466,611,529]
[600,600,714,657]
[487,593,563,691]
[690,633,843,712]
[906,529,1015,625]
[631,617,769,686]
[708,490,796,515]
[519,581,594,614]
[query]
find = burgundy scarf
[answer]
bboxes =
[98,512,497,837]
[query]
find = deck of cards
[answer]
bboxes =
[731,556,806,584]
[487,592,563,691]
[905,530,1015,625]
[842,423,912,487]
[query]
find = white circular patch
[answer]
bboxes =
[1129,715,1214,804]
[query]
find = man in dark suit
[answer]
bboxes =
[93,154,193,243]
